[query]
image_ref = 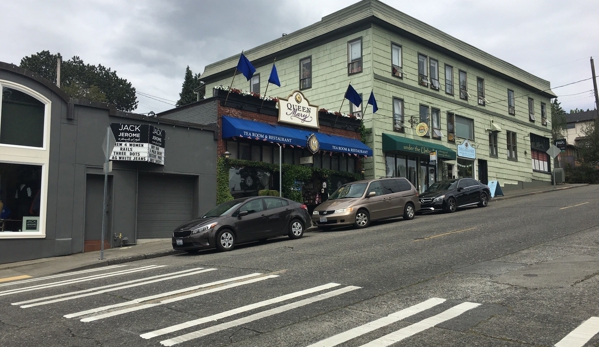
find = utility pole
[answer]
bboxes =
[591,57,599,117]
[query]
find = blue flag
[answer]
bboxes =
[268,64,281,87]
[237,53,256,81]
[345,84,362,107]
[368,90,378,113]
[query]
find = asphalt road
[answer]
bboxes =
[1,185,599,347]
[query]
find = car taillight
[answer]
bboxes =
[416,192,419,197]
[300,204,308,210]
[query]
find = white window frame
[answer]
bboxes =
[250,74,260,94]
[348,38,362,74]
[455,115,474,140]
[508,89,515,115]
[459,70,468,100]
[300,57,312,90]
[528,98,535,121]
[0,80,51,239]
[431,108,441,139]
[391,43,402,78]
[393,98,404,132]
[418,54,428,86]
[489,132,498,157]
[445,64,454,95]
[507,131,518,160]
[429,58,439,90]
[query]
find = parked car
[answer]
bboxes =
[312,177,420,230]
[419,178,491,213]
[172,196,311,252]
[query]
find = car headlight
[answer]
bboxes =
[334,207,353,214]
[433,195,445,202]
[312,211,319,215]
[191,222,218,235]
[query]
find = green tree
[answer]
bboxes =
[550,98,567,140]
[576,115,599,167]
[176,66,202,107]
[20,50,138,111]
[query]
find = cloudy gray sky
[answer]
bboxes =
[3,0,598,114]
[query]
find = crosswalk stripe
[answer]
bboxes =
[306,298,447,347]
[16,268,216,308]
[555,317,599,347]
[141,282,342,339]
[64,273,273,320]
[0,265,127,288]
[0,265,163,296]
[358,302,481,346]
[160,285,362,347]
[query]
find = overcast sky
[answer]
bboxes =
[2,0,598,115]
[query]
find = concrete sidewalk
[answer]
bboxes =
[0,183,589,281]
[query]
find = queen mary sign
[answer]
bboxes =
[278,91,319,129]
[109,123,165,165]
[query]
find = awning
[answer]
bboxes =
[222,116,373,156]
[382,133,456,160]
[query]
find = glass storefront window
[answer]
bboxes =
[226,141,238,159]
[323,154,331,169]
[407,157,417,188]
[262,146,272,163]
[385,155,395,177]
[396,155,407,178]
[458,158,473,178]
[331,155,339,171]
[251,145,261,162]
[283,148,293,164]
[0,163,42,232]
[239,143,251,160]
[340,155,347,172]
[348,157,355,173]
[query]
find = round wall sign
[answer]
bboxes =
[415,122,429,137]
[307,133,320,154]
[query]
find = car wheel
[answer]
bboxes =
[215,229,235,251]
[445,197,457,213]
[288,219,304,239]
[354,209,370,229]
[478,192,489,207]
[403,202,415,220]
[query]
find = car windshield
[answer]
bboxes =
[427,180,458,192]
[328,183,368,199]
[201,200,244,218]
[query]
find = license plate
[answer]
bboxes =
[176,238,183,246]
[320,217,328,223]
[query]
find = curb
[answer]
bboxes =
[491,184,588,201]
[56,250,180,274]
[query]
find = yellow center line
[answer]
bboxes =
[560,202,589,210]
[0,275,32,283]
[414,227,477,241]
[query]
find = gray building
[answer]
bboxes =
[0,62,217,264]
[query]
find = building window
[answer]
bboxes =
[507,131,518,160]
[419,104,430,138]
[445,64,453,95]
[455,115,474,140]
[447,112,455,143]
[393,98,404,132]
[350,93,363,119]
[348,38,362,74]
[489,132,498,157]
[528,98,535,121]
[459,70,468,100]
[429,58,439,90]
[418,54,428,86]
[531,150,549,172]
[299,57,311,90]
[391,43,402,78]
[541,102,547,126]
[508,89,515,115]
[431,108,441,139]
[477,77,485,106]
[250,74,260,95]
[1,87,45,147]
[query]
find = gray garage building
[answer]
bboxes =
[0,62,217,264]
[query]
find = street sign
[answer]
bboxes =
[554,138,567,150]
[102,129,116,160]
[546,145,561,159]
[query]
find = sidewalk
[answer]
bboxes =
[0,183,589,281]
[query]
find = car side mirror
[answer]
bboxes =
[368,191,376,197]
[238,210,249,218]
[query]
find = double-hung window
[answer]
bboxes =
[541,102,547,126]
[350,93,363,119]
[393,98,404,132]
[489,132,498,157]
[429,58,439,90]
[508,89,515,115]
[418,54,428,86]
[447,112,455,143]
[445,64,453,95]
[528,98,535,121]
[507,131,518,160]
[250,74,260,95]
[391,43,402,78]
[348,39,362,74]
[477,77,485,106]
[419,104,430,137]
[431,108,441,139]
[455,115,474,140]
[459,70,468,100]
[300,57,311,90]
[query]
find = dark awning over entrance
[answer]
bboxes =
[382,133,456,160]
[222,116,373,157]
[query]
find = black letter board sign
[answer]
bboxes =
[109,124,165,165]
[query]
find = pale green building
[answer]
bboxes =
[200,0,555,193]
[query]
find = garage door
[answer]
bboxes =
[137,174,195,238]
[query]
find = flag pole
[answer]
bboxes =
[335,81,349,127]
[260,58,276,110]
[225,51,243,106]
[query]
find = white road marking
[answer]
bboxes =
[0,265,163,296]
[160,285,361,346]
[141,282,342,339]
[306,298,447,347]
[358,302,481,346]
[16,268,215,308]
[64,273,273,320]
[0,265,127,288]
[555,317,599,347]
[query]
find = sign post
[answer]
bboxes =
[100,127,116,260]
[546,145,562,189]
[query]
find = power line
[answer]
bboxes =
[136,91,176,106]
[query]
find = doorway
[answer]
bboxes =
[478,159,488,184]
[84,174,112,252]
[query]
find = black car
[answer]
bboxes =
[172,196,311,252]
[419,178,491,213]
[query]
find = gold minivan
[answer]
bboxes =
[312,178,421,230]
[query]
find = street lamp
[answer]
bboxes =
[224,151,230,159]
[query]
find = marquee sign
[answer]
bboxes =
[278,91,319,129]
[109,123,165,165]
